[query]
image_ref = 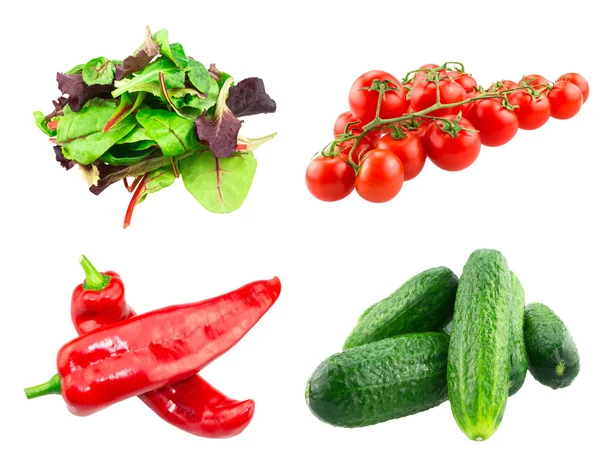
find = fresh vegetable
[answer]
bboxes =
[507,90,551,130]
[524,303,580,389]
[423,115,481,171]
[24,277,281,416]
[376,131,426,180]
[508,272,527,396]
[70,256,255,438]
[34,27,277,227]
[467,99,519,147]
[305,155,355,202]
[348,71,407,123]
[559,73,589,103]
[448,249,511,441]
[344,267,458,349]
[307,333,449,428]
[548,81,583,119]
[354,149,404,203]
[309,63,588,204]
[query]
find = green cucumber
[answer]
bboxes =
[448,249,512,441]
[344,267,458,349]
[508,272,527,396]
[306,333,449,428]
[524,303,580,389]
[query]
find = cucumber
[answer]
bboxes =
[524,303,580,389]
[508,272,527,396]
[344,267,458,349]
[306,333,449,428]
[448,249,512,441]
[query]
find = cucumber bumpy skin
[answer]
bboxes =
[524,303,580,389]
[448,249,512,442]
[508,272,527,396]
[344,267,458,349]
[306,333,449,428]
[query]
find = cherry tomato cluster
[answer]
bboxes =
[306,63,589,203]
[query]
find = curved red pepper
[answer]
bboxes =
[26,277,281,418]
[70,256,255,438]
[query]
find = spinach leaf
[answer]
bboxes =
[153,29,189,69]
[195,78,242,158]
[112,57,185,98]
[136,109,199,156]
[101,148,156,166]
[82,57,116,86]
[180,150,257,213]
[186,59,210,92]
[57,102,137,164]
[118,126,153,143]
[34,111,57,137]
[227,77,277,117]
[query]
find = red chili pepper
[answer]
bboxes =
[70,256,256,437]
[25,277,281,417]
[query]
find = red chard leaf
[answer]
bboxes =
[226,77,276,117]
[115,26,160,80]
[195,78,242,158]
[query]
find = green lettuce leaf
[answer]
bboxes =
[82,57,116,86]
[180,150,257,213]
[153,29,189,69]
[57,102,137,164]
[186,59,210,92]
[136,109,199,156]
[112,57,185,98]
[34,111,56,137]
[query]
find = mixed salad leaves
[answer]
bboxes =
[35,27,276,227]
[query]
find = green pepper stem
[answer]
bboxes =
[80,255,110,290]
[24,374,62,399]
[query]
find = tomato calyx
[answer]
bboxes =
[433,112,475,139]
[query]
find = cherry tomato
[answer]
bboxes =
[336,133,374,165]
[547,81,583,119]
[422,115,481,171]
[305,154,355,202]
[376,132,426,181]
[558,73,589,103]
[414,63,445,83]
[460,89,479,117]
[348,71,408,123]
[508,91,551,130]
[467,99,518,147]
[334,111,362,136]
[522,74,551,93]
[410,78,466,117]
[447,71,478,93]
[487,80,518,93]
[355,149,404,203]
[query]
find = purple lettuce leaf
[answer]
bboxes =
[54,146,75,170]
[89,162,127,195]
[195,111,242,159]
[45,97,69,121]
[56,73,114,112]
[115,27,160,80]
[226,77,276,117]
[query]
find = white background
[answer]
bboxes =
[1,1,598,474]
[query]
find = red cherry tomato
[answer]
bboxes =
[558,73,589,103]
[487,80,519,93]
[422,115,481,171]
[467,99,519,147]
[355,149,404,203]
[333,111,362,136]
[305,154,355,202]
[348,71,408,123]
[414,63,445,83]
[410,78,466,117]
[508,91,551,130]
[522,74,551,93]
[447,71,478,93]
[547,81,583,119]
[376,132,426,181]
[336,133,374,165]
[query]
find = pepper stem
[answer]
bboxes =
[24,373,62,399]
[80,255,110,290]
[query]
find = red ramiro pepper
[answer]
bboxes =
[25,276,281,418]
[70,256,256,437]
